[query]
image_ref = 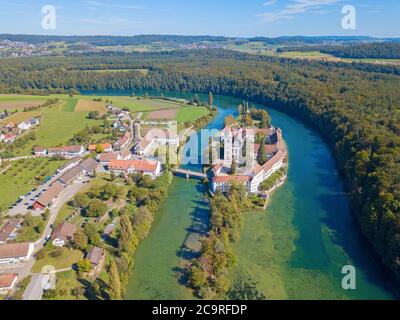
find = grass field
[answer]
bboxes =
[62,98,78,112]
[32,248,83,273]
[176,106,210,123]
[0,158,66,211]
[74,99,107,113]
[45,270,86,300]
[0,95,48,111]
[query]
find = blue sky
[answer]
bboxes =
[0,0,399,37]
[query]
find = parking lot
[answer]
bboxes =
[7,171,62,217]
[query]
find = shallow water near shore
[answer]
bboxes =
[82,90,397,300]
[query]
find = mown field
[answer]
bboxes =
[0,158,66,211]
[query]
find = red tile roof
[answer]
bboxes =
[0,242,31,259]
[0,274,17,288]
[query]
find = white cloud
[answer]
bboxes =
[263,0,277,6]
[258,0,340,22]
[85,1,148,10]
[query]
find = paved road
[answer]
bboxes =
[1,177,91,290]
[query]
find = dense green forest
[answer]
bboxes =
[278,43,400,59]
[1,50,400,282]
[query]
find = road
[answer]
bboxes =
[1,176,92,291]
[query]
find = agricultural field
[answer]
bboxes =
[142,106,210,123]
[62,98,78,112]
[0,95,48,111]
[74,99,107,113]
[0,158,66,211]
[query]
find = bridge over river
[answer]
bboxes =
[172,168,206,180]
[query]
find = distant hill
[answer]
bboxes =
[1,34,399,47]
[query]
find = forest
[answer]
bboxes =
[278,43,400,59]
[0,49,400,282]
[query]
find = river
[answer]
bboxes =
[82,90,397,300]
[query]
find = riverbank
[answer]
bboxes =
[83,90,397,300]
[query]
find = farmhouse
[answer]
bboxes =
[0,242,34,265]
[109,159,161,178]
[51,222,76,247]
[58,165,84,185]
[32,181,64,211]
[0,274,18,294]
[48,145,85,158]
[0,219,22,244]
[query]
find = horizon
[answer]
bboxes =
[0,0,399,38]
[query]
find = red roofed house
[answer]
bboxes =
[33,146,47,156]
[0,274,18,294]
[109,159,161,178]
[0,242,35,265]
[88,143,113,153]
[4,133,16,144]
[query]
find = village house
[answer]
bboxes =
[114,132,131,150]
[32,181,64,211]
[3,132,16,144]
[0,219,22,244]
[108,159,162,178]
[17,120,32,131]
[86,246,105,277]
[0,274,18,295]
[51,222,76,247]
[79,157,99,176]
[33,146,47,156]
[88,143,113,153]
[0,242,34,265]
[98,149,132,166]
[47,145,85,159]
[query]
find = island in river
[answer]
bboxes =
[79,90,398,300]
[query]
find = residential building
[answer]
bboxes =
[109,159,161,178]
[88,143,113,153]
[18,120,32,131]
[0,242,34,265]
[47,145,85,159]
[0,219,22,244]
[79,158,99,176]
[0,274,18,294]
[58,165,84,185]
[51,222,76,247]
[86,247,105,277]
[3,133,16,144]
[33,146,47,156]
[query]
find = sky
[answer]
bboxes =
[0,0,399,38]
